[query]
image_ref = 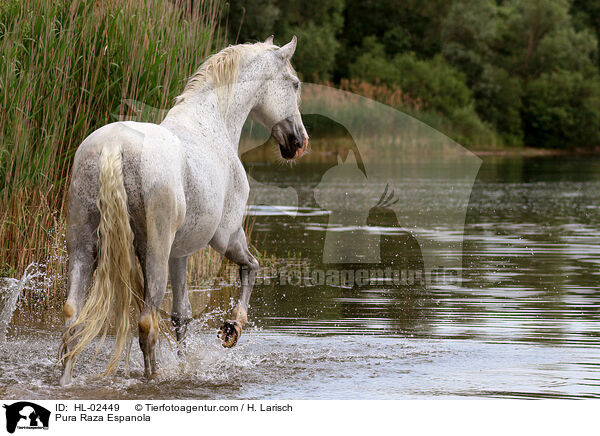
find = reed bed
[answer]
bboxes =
[0,0,225,314]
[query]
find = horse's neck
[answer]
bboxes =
[161,80,258,153]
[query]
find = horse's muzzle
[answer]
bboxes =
[272,117,308,160]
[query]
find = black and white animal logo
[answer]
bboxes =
[3,402,50,433]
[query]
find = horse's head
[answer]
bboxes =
[250,36,308,160]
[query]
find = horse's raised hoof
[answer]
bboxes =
[219,320,242,348]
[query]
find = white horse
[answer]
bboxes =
[59,36,308,385]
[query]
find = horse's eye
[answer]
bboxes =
[293,81,300,90]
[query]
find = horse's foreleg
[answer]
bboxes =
[59,242,96,386]
[218,227,259,348]
[168,256,192,348]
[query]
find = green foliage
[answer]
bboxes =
[534,27,597,75]
[395,54,473,118]
[572,0,600,67]
[346,37,397,86]
[441,0,497,87]
[223,0,600,149]
[474,66,524,145]
[440,0,600,147]
[422,106,499,148]
[224,0,279,43]
[343,0,451,57]
[348,38,497,147]
[283,22,341,81]
[522,70,600,148]
[350,38,473,117]
[273,0,344,80]
[499,0,574,77]
[224,0,344,80]
[0,0,220,273]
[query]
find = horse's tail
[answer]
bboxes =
[62,144,143,376]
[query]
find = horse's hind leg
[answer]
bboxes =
[138,252,168,378]
[138,217,174,378]
[169,256,192,348]
[213,227,258,348]
[59,215,98,386]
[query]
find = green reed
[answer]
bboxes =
[0,0,222,287]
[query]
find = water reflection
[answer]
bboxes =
[2,154,600,399]
[246,154,600,350]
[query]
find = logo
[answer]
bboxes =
[3,402,50,433]
[117,81,481,288]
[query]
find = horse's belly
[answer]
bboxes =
[168,144,248,258]
[170,209,221,257]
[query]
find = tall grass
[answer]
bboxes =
[0,0,222,285]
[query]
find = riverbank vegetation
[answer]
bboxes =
[225,0,600,150]
[0,0,222,280]
[2,0,599,285]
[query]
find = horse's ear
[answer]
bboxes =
[337,154,343,165]
[264,35,274,45]
[278,35,297,60]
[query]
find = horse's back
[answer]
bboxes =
[69,121,187,248]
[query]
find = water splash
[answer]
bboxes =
[0,264,46,341]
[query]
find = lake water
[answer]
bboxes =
[1,153,600,399]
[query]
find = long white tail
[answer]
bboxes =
[62,144,143,375]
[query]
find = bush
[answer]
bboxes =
[349,38,473,117]
[348,37,498,147]
[285,22,341,81]
[474,65,524,145]
[522,70,600,148]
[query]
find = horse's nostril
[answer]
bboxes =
[287,133,300,148]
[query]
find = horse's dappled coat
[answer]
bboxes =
[59,37,308,385]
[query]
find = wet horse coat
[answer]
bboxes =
[59,37,308,385]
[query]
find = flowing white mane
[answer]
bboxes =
[175,42,278,110]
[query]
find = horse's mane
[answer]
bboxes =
[174,42,278,111]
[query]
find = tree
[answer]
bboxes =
[533,27,597,76]
[440,0,524,142]
[441,0,497,88]
[522,70,600,148]
[273,0,344,81]
[499,0,571,78]
[474,65,523,144]
[571,0,600,67]
[349,38,473,117]
[224,0,280,43]
[337,0,451,80]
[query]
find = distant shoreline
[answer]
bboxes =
[471,146,600,157]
